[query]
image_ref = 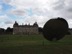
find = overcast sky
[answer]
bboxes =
[0,0,72,29]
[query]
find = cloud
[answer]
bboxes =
[8,0,72,28]
[0,24,13,29]
[9,9,26,16]
[0,5,2,11]
[4,21,13,24]
[53,0,65,10]
[0,15,14,29]
[3,0,11,4]
[22,15,52,27]
[0,15,8,21]
[0,0,72,28]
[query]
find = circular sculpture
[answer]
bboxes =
[43,17,69,41]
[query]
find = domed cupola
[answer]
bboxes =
[33,22,38,27]
[13,21,18,27]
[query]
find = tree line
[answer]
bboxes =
[0,27,43,35]
[0,27,13,35]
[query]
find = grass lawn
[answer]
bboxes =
[0,34,72,54]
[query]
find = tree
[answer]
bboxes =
[43,17,69,41]
[38,27,43,34]
[0,28,5,34]
[5,27,13,34]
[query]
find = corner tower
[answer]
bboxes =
[32,22,39,34]
[13,21,19,34]
[13,21,18,27]
[33,22,38,27]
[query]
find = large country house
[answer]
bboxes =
[13,21,39,34]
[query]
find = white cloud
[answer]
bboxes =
[8,0,72,28]
[0,24,13,29]
[0,15,8,21]
[1,0,72,28]
[0,15,14,29]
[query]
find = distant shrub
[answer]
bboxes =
[43,17,69,41]
[38,27,43,34]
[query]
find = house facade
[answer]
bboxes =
[13,21,39,34]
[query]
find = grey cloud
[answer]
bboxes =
[52,0,72,19]
[67,7,72,12]
[53,0,65,10]
[3,0,11,4]
[32,8,52,16]
[4,21,13,24]
[53,4,64,10]
[11,10,26,16]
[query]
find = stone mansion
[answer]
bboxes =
[13,21,39,34]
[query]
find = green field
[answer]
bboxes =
[0,34,72,54]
